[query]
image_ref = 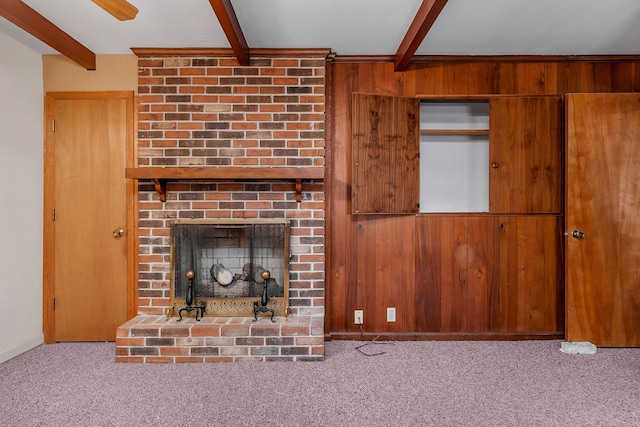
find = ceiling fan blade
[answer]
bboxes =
[91,0,138,21]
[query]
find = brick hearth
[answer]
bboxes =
[116,315,324,363]
[116,50,328,363]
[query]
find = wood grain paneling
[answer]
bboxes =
[413,63,444,96]
[326,58,639,340]
[326,63,357,332]
[466,216,500,332]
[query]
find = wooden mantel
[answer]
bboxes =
[125,166,324,202]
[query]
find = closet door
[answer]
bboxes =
[565,93,640,347]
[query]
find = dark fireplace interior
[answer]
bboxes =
[170,219,290,319]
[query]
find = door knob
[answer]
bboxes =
[492,162,500,169]
[112,228,125,239]
[572,229,585,239]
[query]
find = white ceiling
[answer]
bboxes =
[2,0,640,60]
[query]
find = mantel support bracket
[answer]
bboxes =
[295,179,302,203]
[153,179,167,202]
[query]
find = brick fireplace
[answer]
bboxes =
[115,49,328,362]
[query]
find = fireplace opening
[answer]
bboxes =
[169,219,290,320]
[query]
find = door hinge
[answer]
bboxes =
[52,209,56,221]
[52,120,55,132]
[52,297,56,310]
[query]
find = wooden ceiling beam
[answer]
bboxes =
[0,0,96,70]
[208,0,250,66]
[394,0,448,72]
[91,0,138,21]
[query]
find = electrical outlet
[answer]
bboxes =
[354,309,364,325]
[387,307,396,322]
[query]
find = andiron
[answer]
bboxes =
[178,269,206,321]
[253,270,275,322]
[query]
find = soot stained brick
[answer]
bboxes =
[166,95,191,103]
[192,131,217,138]
[205,122,230,129]
[206,158,232,165]
[287,86,312,94]
[165,113,190,121]
[206,86,232,94]
[192,59,218,67]
[151,86,177,93]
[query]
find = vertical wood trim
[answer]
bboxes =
[43,95,56,344]
[127,94,138,319]
[324,57,335,334]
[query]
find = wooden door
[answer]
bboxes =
[566,93,640,347]
[489,96,562,213]
[44,92,134,342]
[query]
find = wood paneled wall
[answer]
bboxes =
[326,59,640,339]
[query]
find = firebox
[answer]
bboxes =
[169,219,290,320]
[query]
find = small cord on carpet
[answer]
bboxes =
[355,324,396,356]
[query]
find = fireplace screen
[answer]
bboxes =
[170,219,290,318]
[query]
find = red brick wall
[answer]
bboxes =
[134,53,326,322]
[137,56,326,167]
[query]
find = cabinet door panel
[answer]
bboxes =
[352,93,420,214]
[490,96,562,213]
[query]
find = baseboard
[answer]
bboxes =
[0,334,44,364]
[326,331,565,341]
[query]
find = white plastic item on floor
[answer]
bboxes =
[560,341,597,355]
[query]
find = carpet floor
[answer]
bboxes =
[1,340,639,426]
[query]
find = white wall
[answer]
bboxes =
[0,31,44,363]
